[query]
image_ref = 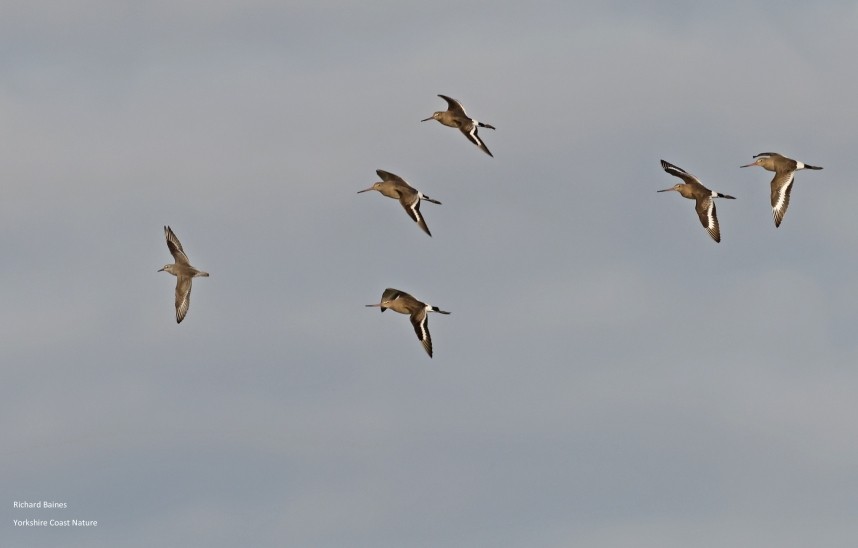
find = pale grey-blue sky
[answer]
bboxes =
[3,1,858,547]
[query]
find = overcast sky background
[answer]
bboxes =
[3,1,858,546]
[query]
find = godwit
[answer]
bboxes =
[357,169,441,236]
[740,152,822,227]
[421,95,495,157]
[366,288,450,358]
[158,226,209,323]
[658,160,736,243]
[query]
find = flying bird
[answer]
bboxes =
[366,288,450,358]
[740,152,822,227]
[158,226,209,323]
[357,169,441,236]
[658,160,736,243]
[421,94,495,157]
